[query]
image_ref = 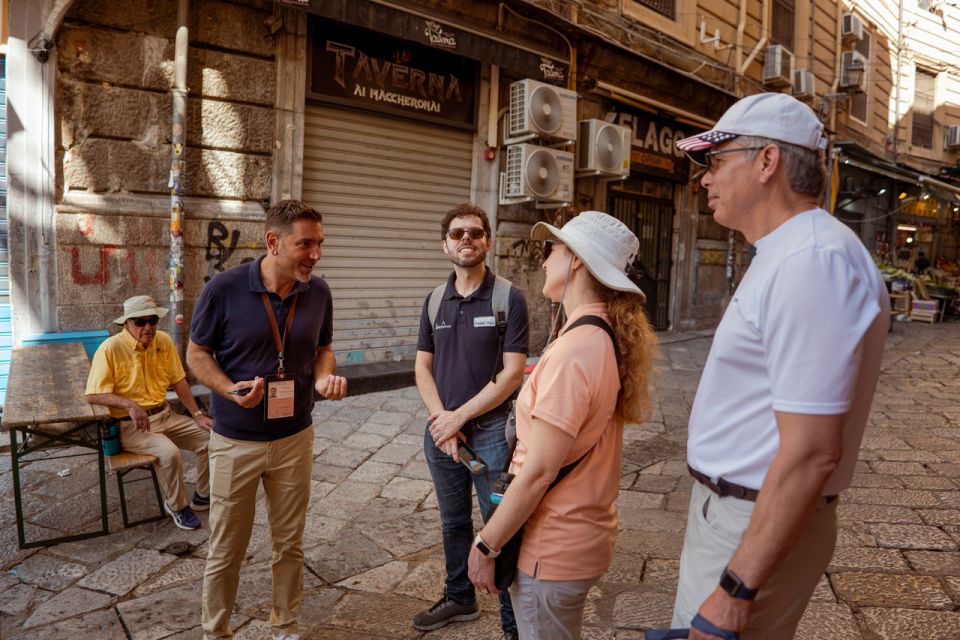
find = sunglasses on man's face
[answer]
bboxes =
[132,316,160,327]
[447,227,487,241]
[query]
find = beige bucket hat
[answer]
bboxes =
[113,295,169,324]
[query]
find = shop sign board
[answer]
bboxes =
[310,19,478,128]
[604,108,700,181]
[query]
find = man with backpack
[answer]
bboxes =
[413,203,529,639]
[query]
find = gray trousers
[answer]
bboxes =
[508,570,600,640]
[672,482,839,638]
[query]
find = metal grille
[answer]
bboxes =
[634,0,676,21]
[509,81,527,136]
[505,145,524,197]
[302,104,473,366]
[771,0,795,50]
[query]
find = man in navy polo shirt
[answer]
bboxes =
[412,203,528,638]
[188,200,347,640]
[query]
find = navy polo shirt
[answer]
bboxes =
[417,267,529,414]
[190,256,333,441]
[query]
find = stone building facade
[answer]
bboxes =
[5,0,960,374]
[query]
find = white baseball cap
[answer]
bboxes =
[675,92,827,165]
[531,211,645,301]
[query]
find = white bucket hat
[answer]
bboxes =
[113,295,169,324]
[531,211,646,301]
[675,92,827,165]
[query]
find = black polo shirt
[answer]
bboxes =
[416,267,529,413]
[190,256,333,441]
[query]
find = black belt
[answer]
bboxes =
[688,465,838,504]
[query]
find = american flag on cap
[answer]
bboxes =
[675,130,739,165]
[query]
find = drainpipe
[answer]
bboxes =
[169,0,189,361]
[739,0,770,77]
[734,0,746,92]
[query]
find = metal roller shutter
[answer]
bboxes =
[302,104,473,366]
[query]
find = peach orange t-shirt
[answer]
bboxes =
[511,303,623,581]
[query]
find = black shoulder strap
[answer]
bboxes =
[565,315,617,358]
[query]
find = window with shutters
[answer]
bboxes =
[912,68,936,149]
[771,0,795,51]
[633,0,676,20]
[850,32,871,123]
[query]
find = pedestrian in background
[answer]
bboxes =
[467,211,658,640]
[188,199,347,640]
[413,203,528,639]
[668,93,889,639]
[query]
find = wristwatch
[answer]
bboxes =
[719,567,758,600]
[474,534,500,558]
[192,409,205,418]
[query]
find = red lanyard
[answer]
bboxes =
[260,292,298,374]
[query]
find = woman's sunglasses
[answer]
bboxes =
[132,315,160,327]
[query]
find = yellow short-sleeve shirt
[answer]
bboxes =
[85,329,186,418]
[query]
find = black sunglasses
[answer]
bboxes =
[447,227,487,241]
[132,315,160,327]
[543,240,563,260]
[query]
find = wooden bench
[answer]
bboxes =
[106,451,166,528]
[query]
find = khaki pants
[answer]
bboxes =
[119,406,210,511]
[201,426,313,640]
[672,482,839,638]
[508,570,600,640]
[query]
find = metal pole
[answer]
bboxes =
[169,0,189,360]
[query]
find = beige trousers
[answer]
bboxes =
[118,406,210,511]
[672,482,839,639]
[508,570,600,640]
[201,426,313,640]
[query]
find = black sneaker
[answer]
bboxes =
[412,594,479,631]
[191,491,210,511]
[501,631,519,640]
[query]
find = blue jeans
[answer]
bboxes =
[424,410,516,633]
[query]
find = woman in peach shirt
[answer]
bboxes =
[468,211,658,639]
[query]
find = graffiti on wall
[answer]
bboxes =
[204,221,255,283]
[505,238,547,262]
[69,246,160,287]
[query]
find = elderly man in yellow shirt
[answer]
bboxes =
[86,295,213,530]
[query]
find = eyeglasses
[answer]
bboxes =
[704,146,767,172]
[132,316,160,327]
[447,227,487,241]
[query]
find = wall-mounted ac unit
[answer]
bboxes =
[508,79,578,142]
[576,119,630,178]
[840,51,867,92]
[504,144,574,202]
[793,70,816,100]
[842,13,864,41]
[946,125,960,149]
[762,45,793,88]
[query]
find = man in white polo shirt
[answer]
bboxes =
[668,94,890,639]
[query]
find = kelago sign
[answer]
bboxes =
[604,110,699,181]
[311,20,477,127]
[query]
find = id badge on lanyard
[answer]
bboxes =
[260,292,299,421]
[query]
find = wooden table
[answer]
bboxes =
[1,342,110,548]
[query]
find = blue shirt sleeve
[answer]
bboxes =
[317,279,334,348]
[503,286,530,355]
[190,280,222,350]
[415,292,435,353]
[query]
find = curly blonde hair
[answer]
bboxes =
[592,284,659,423]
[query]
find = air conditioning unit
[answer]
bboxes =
[840,51,867,92]
[504,144,574,202]
[946,125,960,149]
[762,45,793,88]
[508,78,578,142]
[842,13,864,41]
[576,119,630,178]
[793,70,816,100]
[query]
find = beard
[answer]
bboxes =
[447,243,487,268]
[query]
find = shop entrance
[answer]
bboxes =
[609,191,674,330]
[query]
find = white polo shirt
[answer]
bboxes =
[687,208,889,495]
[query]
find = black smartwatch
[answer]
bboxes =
[719,567,758,601]
[474,534,500,558]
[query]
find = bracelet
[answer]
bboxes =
[192,409,204,418]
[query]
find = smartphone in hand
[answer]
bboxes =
[457,441,487,474]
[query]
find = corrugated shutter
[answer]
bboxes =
[302,105,473,366]
[0,55,9,405]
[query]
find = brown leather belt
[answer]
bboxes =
[688,465,837,504]
[123,403,166,420]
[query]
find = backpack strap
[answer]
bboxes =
[490,276,513,383]
[427,283,447,333]
[565,315,618,357]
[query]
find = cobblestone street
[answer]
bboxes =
[2,321,960,639]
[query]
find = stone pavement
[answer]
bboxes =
[2,321,960,639]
